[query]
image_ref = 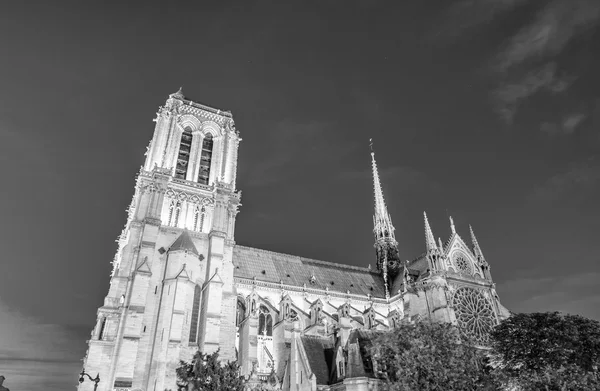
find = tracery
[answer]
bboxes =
[452,287,496,344]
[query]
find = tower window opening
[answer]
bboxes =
[189,285,201,343]
[98,317,107,340]
[175,128,193,179]
[197,134,213,185]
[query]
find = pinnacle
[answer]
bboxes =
[171,87,184,98]
[470,224,485,261]
[423,211,438,252]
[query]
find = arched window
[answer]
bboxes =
[193,206,200,232]
[199,206,206,232]
[173,201,182,227]
[189,285,201,343]
[258,305,272,336]
[175,127,193,179]
[197,134,213,185]
[192,205,206,232]
[167,200,182,227]
[236,298,246,327]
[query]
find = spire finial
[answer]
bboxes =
[423,212,438,252]
[438,237,444,251]
[449,216,456,234]
[470,224,485,261]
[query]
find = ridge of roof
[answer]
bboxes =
[234,244,379,275]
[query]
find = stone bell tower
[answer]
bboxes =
[79,89,241,391]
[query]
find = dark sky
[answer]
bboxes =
[1,1,599,390]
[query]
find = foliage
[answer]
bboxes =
[370,320,494,390]
[488,312,600,390]
[175,350,245,391]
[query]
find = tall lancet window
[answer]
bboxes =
[197,134,213,185]
[168,200,181,227]
[175,127,193,179]
[258,305,273,336]
[192,205,206,232]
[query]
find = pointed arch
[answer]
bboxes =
[258,305,273,336]
[197,133,213,185]
[175,127,193,179]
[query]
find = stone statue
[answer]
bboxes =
[0,375,10,391]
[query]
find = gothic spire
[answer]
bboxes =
[469,225,485,262]
[423,211,438,252]
[370,139,396,244]
[370,139,401,294]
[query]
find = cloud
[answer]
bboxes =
[528,156,600,204]
[243,120,357,187]
[492,62,568,123]
[540,111,588,136]
[0,298,83,390]
[495,0,600,72]
[496,271,600,321]
[433,0,530,42]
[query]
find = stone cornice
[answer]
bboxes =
[234,277,395,306]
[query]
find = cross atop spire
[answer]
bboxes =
[369,140,401,294]
[423,212,438,253]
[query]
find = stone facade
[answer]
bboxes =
[79,91,510,391]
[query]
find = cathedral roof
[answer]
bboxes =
[233,245,387,298]
[168,230,199,256]
[300,335,335,385]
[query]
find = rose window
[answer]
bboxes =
[452,287,496,344]
[453,252,473,275]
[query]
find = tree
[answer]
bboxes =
[488,312,600,390]
[370,321,493,391]
[175,350,245,391]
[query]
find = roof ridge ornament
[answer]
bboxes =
[449,216,456,234]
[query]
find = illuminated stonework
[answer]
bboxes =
[452,287,497,344]
[78,90,510,391]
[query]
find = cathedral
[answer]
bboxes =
[79,90,510,391]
